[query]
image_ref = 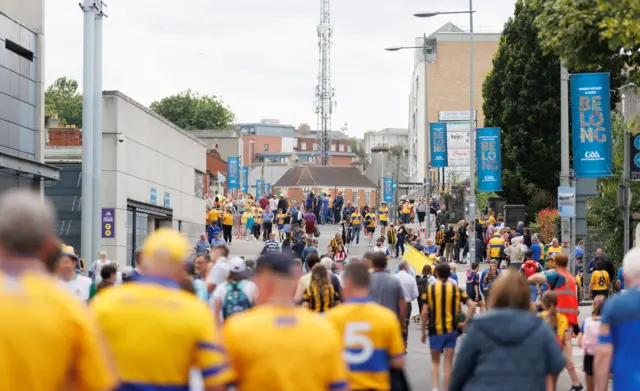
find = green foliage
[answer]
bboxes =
[45,77,83,127]
[587,113,640,263]
[476,191,499,216]
[482,1,560,217]
[150,90,236,130]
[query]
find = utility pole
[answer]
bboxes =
[619,93,631,254]
[423,33,432,239]
[314,0,334,166]
[560,61,571,261]
[80,0,96,261]
[92,1,105,258]
[466,0,476,267]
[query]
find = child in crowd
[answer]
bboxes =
[578,296,605,391]
[334,244,348,270]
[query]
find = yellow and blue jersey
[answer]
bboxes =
[326,297,405,391]
[223,305,348,391]
[91,276,234,390]
[0,270,117,391]
[351,213,363,226]
[378,207,389,222]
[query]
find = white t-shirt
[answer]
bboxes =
[209,280,258,321]
[58,275,93,301]
[396,270,419,302]
[206,258,230,288]
[372,246,391,257]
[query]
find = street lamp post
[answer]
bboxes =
[415,3,475,266]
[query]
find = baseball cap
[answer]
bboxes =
[256,253,296,275]
[142,228,190,263]
[61,244,78,261]
[229,257,247,274]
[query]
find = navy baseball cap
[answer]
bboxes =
[256,253,296,276]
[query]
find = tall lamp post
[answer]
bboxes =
[415,4,476,266]
[371,146,389,215]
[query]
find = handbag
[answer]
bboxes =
[314,225,321,237]
[390,368,411,391]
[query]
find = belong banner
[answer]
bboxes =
[241,166,249,193]
[256,179,263,199]
[265,183,271,195]
[570,73,613,178]
[383,177,393,203]
[429,123,448,168]
[227,156,240,189]
[476,127,502,192]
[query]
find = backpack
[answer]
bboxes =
[581,316,601,355]
[222,281,253,320]
[523,260,538,277]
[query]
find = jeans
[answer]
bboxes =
[252,223,261,240]
[402,214,411,224]
[396,237,405,257]
[352,226,361,244]
[223,224,232,244]
[402,302,412,346]
[323,208,332,224]
[529,285,539,303]
[263,222,273,240]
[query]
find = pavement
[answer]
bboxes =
[201,221,606,391]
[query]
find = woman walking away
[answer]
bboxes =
[301,264,340,312]
[539,291,574,391]
[578,295,605,391]
[450,270,565,391]
[395,220,406,258]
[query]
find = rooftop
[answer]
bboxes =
[274,166,376,188]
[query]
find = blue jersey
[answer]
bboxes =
[530,243,543,262]
[617,268,624,290]
[466,271,479,298]
[599,285,640,391]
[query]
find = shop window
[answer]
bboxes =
[301,142,307,150]
[194,170,204,198]
[331,144,336,152]
[263,144,269,151]
[339,144,344,152]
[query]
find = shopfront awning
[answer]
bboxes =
[0,151,60,180]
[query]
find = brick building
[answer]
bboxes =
[273,166,378,208]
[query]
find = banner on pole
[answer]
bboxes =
[256,179,263,199]
[227,156,240,189]
[429,122,448,168]
[570,73,613,178]
[383,177,393,203]
[476,127,502,192]
[631,133,640,181]
[101,208,115,239]
[265,183,271,195]
[241,166,249,192]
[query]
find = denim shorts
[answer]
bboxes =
[428,332,458,352]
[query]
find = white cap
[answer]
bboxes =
[229,257,246,273]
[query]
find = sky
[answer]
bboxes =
[45,0,517,137]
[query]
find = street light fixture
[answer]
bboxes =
[414,10,476,18]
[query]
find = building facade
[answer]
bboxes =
[45,91,207,265]
[408,23,500,184]
[364,128,409,163]
[0,0,59,190]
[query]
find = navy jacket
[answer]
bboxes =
[450,309,565,391]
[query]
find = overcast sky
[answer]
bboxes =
[45,0,516,137]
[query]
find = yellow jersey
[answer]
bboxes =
[365,213,376,228]
[539,310,569,342]
[488,237,505,259]
[277,213,285,225]
[326,297,405,391]
[378,207,389,222]
[401,203,411,215]
[546,246,563,258]
[351,213,363,226]
[590,270,610,291]
[0,270,117,391]
[207,209,220,223]
[91,277,234,389]
[253,212,263,224]
[222,212,234,226]
[223,305,348,391]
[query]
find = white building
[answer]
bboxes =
[0,0,59,190]
[45,91,207,265]
[363,128,409,162]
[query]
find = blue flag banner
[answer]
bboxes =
[476,127,502,192]
[570,73,613,178]
[429,123,448,168]
[383,177,393,203]
[227,156,240,189]
[265,183,271,195]
[256,179,263,199]
[241,166,249,193]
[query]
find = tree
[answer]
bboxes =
[45,77,83,127]
[587,113,640,264]
[482,0,561,216]
[150,90,236,130]
[530,0,633,90]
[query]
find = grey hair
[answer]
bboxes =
[320,257,333,270]
[0,189,55,255]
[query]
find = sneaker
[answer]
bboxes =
[569,385,584,391]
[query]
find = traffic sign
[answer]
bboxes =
[631,133,640,181]
[396,182,422,190]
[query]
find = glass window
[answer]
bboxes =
[194,170,204,198]
[331,144,336,152]
[126,210,134,265]
[313,143,318,151]
[347,144,352,152]
[365,191,371,206]
[352,191,358,206]
[301,142,307,150]
[263,144,269,151]
[339,144,344,152]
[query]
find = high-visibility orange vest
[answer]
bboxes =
[553,268,579,326]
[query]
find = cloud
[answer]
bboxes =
[45,0,516,136]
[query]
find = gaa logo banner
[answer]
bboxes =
[476,127,502,192]
[570,73,613,178]
[429,123,448,168]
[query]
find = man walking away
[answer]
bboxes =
[369,252,408,325]
[396,261,419,345]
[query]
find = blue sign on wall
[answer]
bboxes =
[570,73,613,178]
[150,188,157,205]
[256,179,263,199]
[476,127,502,192]
[227,156,240,189]
[429,122,448,168]
[383,177,393,203]
[241,166,249,193]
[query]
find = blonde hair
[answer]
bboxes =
[486,270,530,310]
[541,291,559,329]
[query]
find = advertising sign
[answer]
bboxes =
[445,121,473,132]
[429,123,448,168]
[476,127,502,192]
[241,166,249,192]
[447,131,471,149]
[558,186,576,217]
[448,149,471,166]
[438,111,477,122]
[265,183,271,195]
[632,133,640,181]
[256,179,263,199]
[570,73,613,178]
[101,208,115,239]
[383,177,393,203]
[227,156,240,189]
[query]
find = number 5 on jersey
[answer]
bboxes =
[343,322,374,365]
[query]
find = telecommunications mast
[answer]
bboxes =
[314,0,334,165]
